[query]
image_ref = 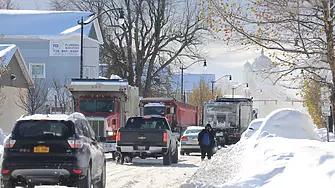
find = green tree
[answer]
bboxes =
[301,78,323,128]
[188,78,222,121]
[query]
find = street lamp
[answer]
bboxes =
[210,75,232,98]
[78,8,124,79]
[232,83,248,99]
[180,60,207,103]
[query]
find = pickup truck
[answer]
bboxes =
[116,116,178,165]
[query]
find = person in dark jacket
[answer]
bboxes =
[198,124,215,160]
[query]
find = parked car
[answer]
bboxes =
[180,126,217,155]
[116,116,178,166]
[241,118,265,139]
[0,113,106,188]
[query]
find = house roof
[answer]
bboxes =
[0,10,103,44]
[0,44,34,86]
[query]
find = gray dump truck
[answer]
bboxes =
[203,97,255,146]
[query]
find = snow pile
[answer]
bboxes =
[184,143,245,187]
[226,137,335,188]
[316,128,335,142]
[241,118,265,139]
[254,108,321,140]
[186,108,335,188]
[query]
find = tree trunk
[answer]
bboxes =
[324,1,335,133]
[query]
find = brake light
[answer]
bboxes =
[232,133,241,137]
[73,169,82,174]
[181,137,188,141]
[67,139,84,148]
[116,131,121,142]
[4,138,16,148]
[163,132,168,142]
[1,169,9,174]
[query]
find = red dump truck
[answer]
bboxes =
[69,78,140,157]
[139,98,199,139]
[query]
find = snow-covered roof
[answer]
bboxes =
[18,112,86,122]
[144,103,165,107]
[0,10,103,44]
[0,44,33,86]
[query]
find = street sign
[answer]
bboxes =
[321,86,331,116]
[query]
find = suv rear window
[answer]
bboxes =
[12,120,74,140]
[126,117,169,130]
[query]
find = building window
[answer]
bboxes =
[29,63,46,78]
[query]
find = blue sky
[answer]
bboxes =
[13,0,263,87]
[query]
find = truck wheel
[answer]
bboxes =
[163,150,172,166]
[171,146,179,164]
[1,180,15,188]
[180,151,185,155]
[112,152,116,160]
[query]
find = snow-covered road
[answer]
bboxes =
[106,155,201,188]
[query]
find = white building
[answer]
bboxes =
[243,49,306,118]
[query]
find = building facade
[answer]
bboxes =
[0,44,33,133]
[0,10,103,87]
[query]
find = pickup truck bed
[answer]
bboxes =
[116,116,178,165]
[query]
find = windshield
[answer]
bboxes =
[144,107,165,115]
[79,99,114,113]
[184,129,203,135]
[13,120,74,140]
[125,117,169,130]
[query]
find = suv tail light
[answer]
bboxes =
[116,132,121,142]
[68,139,84,148]
[163,132,168,142]
[4,138,16,148]
[181,137,188,141]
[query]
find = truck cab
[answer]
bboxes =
[69,78,140,156]
[142,103,175,125]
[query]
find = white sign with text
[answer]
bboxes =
[49,40,80,56]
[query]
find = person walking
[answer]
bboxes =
[198,124,215,160]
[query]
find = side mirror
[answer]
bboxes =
[98,136,107,142]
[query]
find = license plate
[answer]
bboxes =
[216,133,223,136]
[138,146,146,150]
[34,146,49,153]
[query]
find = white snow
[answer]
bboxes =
[241,118,265,139]
[0,10,98,41]
[18,113,86,122]
[185,108,335,188]
[254,108,321,140]
[0,44,17,66]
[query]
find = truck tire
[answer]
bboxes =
[171,146,179,164]
[163,149,172,166]
[1,180,15,188]
[180,151,185,155]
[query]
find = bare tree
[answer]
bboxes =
[51,79,72,114]
[0,0,18,9]
[49,0,208,97]
[16,79,48,115]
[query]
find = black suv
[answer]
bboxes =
[0,113,106,188]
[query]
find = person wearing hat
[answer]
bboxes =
[198,124,215,160]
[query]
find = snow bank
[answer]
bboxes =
[186,108,335,188]
[184,143,245,187]
[254,108,321,140]
[241,118,265,139]
[316,128,335,142]
[226,137,335,188]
